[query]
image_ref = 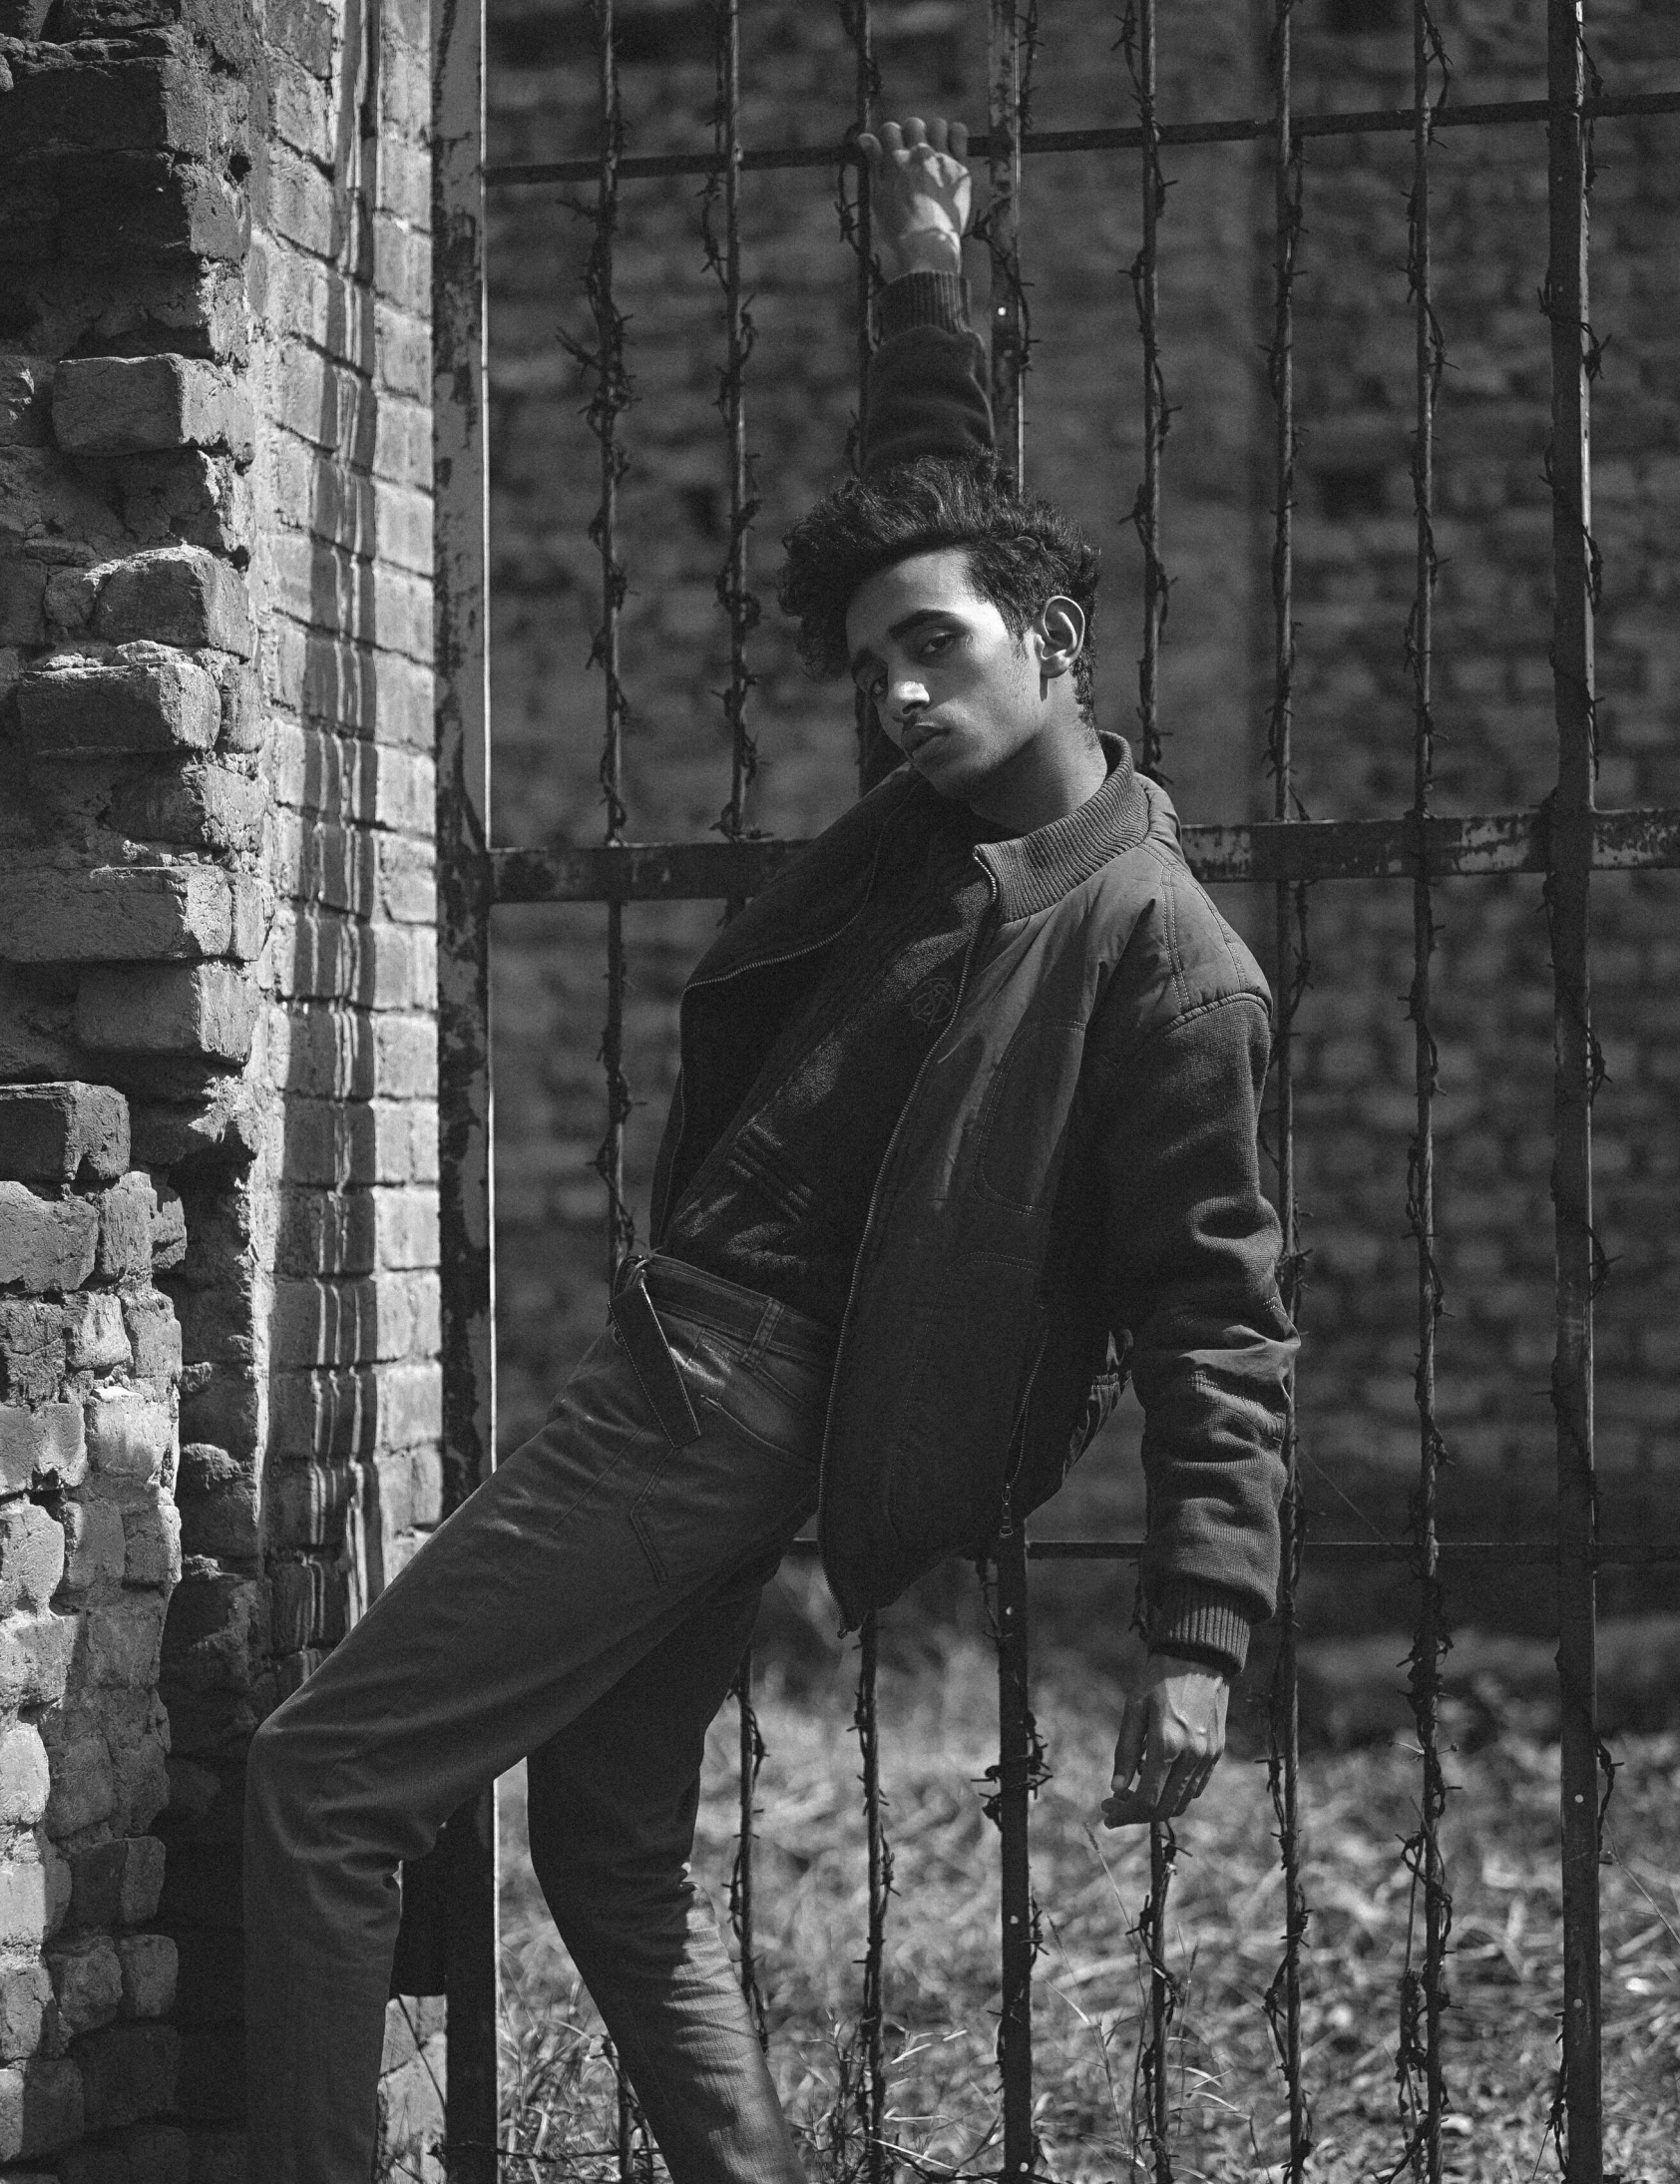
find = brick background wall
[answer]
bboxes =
[0,0,441,2168]
[484,0,1678,1638]
[0,0,1671,2168]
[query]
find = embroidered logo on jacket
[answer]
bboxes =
[909,976,958,1028]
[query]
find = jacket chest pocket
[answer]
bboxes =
[974,1017,1087,1213]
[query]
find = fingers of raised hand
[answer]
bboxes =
[875,116,969,171]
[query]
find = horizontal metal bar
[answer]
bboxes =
[485,89,1680,190]
[1025,1539,1680,1567]
[780,1537,1680,1567]
[487,807,1680,904]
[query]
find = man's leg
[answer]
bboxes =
[243,1287,825,2184]
[528,1558,802,2184]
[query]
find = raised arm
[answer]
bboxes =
[855,116,994,478]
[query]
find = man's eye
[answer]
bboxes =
[920,632,955,659]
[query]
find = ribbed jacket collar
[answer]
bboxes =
[970,733,1153,921]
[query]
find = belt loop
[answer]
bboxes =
[738,1298,780,1374]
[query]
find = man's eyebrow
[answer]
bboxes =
[848,609,959,682]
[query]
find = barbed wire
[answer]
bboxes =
[1117,0,1175,786]
[701,0,762,846]
[568,0,638,1284]
[1260,5,1313,2179]
[1395,8,1455,2177]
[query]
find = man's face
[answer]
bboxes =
[844,547,1056,804]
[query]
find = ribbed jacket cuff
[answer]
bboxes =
[878,269,972,339]
[1148,1582,1253,1677]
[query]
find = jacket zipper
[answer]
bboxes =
[656,810,909,1238]
[818,854,1002,1610]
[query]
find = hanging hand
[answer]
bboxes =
[1101,1650,1230,1828]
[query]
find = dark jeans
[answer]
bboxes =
[244,1258,835,2184]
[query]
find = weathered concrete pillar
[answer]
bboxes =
[1,0,442,2170]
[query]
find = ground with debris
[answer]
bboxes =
[498,1639,1679,2182]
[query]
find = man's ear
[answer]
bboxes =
[1035,595,1086,682]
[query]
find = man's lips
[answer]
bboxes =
[903,722,952,758]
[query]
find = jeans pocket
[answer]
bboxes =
[710,1346,830,1469]
[628,1355,828,1587]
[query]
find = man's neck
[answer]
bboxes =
[964,726,1110,836]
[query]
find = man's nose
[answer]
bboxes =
[888,676,928,721]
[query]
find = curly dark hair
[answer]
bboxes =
[776,455,1101,722]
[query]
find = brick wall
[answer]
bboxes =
[0,0,440,2169]
[484,0,1678,1634]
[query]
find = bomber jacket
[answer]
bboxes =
[649,271,1296,1672]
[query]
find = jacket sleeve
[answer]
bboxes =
[1094,990,1296,1676]
[861,270,994,480]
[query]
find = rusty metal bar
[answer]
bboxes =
[837,0,891,788]
[853,1614,891,2184]
[728,1648,769,2044]
[778,1536,1680,1567]
[582,0,635,1287]
[431,0,500,2162]
[703,0,769,2036]
[485,88,1680,188]
[1545,3,1603,2176]
[1260,0,1310,2174]
[487,806,1680,904]
[830,15,893,2170]
[1122,0,1170,783]
[1398,9,1453,2173]
[991,1526,1038,2184]
[986,0,1028,482]
[1134,1819,1177,2175]
[704,0,758,844]
[1125,10,1180,2136]
[983,12,1038,2170]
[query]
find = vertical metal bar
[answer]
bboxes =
[984,11,1033,2157]
[994,1527,1037,2184]
[836,0,888,790]
[432,0,499,2166]
[1123,0,1170,784]
[1544,2,1603,2176]
[829,26,891,2166]
[1260,2,1310,2177]
[730,1647,769,2043]
[1400,8,1452,2177]
[705,0,758,843]
[702,5,769,2038]
[586,0,635,1287]
[1133,1818,1176,2179]
[583,12,639,2172]
[1118,10,1178,2159]
[853,1615,891,2184]
[986,0,1027,482]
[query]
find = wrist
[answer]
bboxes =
[1148,1644,1232,1684]
[884,227,965,280]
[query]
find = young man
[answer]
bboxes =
[243,117,1294,2184]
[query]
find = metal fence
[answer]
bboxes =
[428,3,1680,2180]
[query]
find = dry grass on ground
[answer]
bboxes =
[497,1639,1680,2182]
